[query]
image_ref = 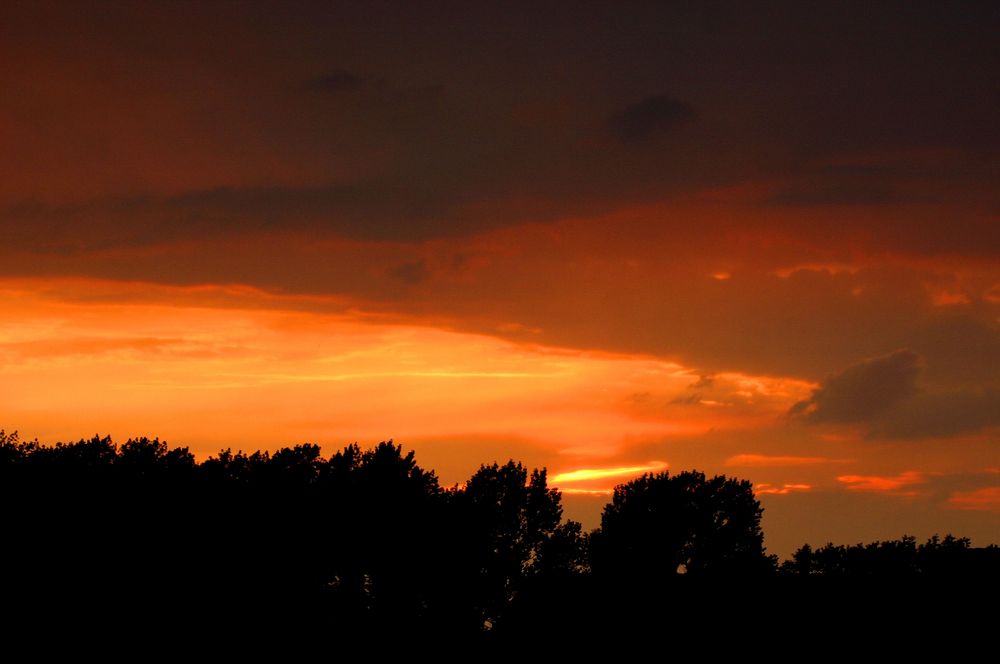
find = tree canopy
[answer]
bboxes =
[589,469,772,580]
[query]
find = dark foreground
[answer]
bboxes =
[2,433,996,654]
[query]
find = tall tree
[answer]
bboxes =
[451,461,583,629]
[589,470,772,580]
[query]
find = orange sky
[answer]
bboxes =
[1,2,998,557]
[2,274,997,556]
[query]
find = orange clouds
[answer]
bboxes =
[929,290,971,307]
[0,278,808,479]
[985,285,1000,304]
[2,275,998,554]
[837,471,925,493]
[727,454,846,467]
[753,483,812,495]
[947,487,1000,513]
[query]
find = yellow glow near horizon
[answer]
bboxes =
[0,278,807,473]
[551,462,669,485]
[0,277,825,495]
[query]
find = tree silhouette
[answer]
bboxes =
[449,461,584,629]
[325,440,444,627]
[2,429,997,649]
[589,469,772,581]
[781,533,1000,579]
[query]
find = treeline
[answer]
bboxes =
[1,431,997,649]
[782,534,997,576]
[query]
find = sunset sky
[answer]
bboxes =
[1,1,998,556]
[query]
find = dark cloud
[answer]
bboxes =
[787,348,1000,439]
[0,183,481,246]
[910,313,1000,386]
[389,260,429,285]
[875,389,1000,439]
[689,374,715,389]
[2,2,998,246]
[789,350,922,423]
[607,95,695,143]
[308,69,365,93]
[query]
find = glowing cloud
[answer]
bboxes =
[558,488,618,496]
[947,487,1000,513]
[5,277,806,483]
[772,263,859,279]
[727,454,846,467]
[930,290,971,306]
[551,462,669,485]
[754,483,812,495]
[837,471,925,493]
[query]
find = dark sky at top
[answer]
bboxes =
[2,1,997,245]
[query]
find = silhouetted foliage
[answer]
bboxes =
[589,469,774,580]
[0,432,589,646]
[447,461,583,629]
[1,429,996,651]
[781,533,1000,580]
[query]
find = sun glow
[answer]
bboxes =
[0,278,792,481]
[551,462,669,485]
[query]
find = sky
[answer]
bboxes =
[1,0,998,557]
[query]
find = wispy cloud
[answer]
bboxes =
[948,487,1000,513]
[754,483,812,495]
[837,471,925,493]
[551,461,669,486]
[727,454,848,468]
